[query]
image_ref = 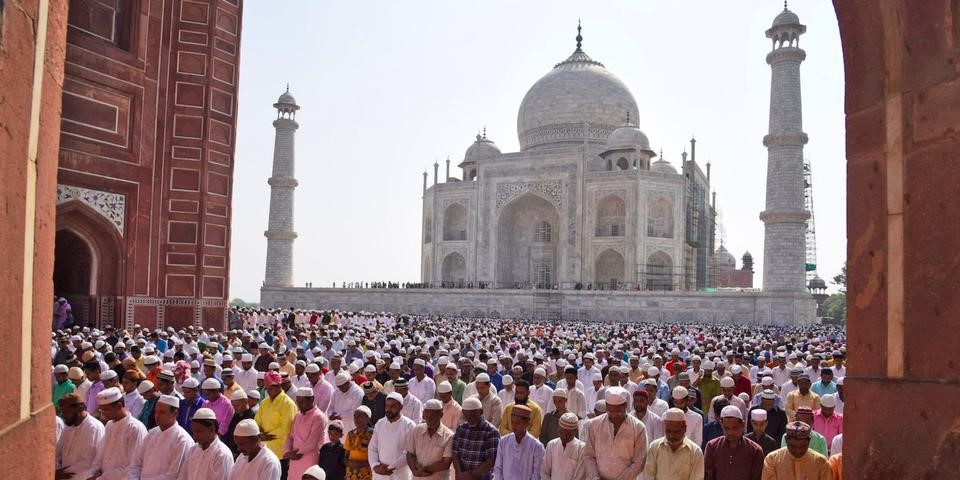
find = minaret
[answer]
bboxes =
[263,87,300,288]
[760,4,810,292]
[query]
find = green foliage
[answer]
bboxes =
[822,292,846,323]
[832,263,847,294]
[229,298,258,308]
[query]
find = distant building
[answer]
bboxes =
[713,246,755,289]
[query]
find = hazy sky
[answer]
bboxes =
[229,1,846,302]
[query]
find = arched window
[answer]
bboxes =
[646,251,673,291]
[534,221,552,243]
[442,203,468,241]
[596,195,626,237]
[423,214,433,244]
[647,196,674,238]
[616,157,630,170]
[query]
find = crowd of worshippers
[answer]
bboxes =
[52,314,846,480]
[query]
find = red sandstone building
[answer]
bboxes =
[54,0,243,330]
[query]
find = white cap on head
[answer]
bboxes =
[761,377,774,386]
[158,394,180,409]
[720,377,735,388]
[663,408,686,422]
[502,375,513,386]
[100,370,118,381]
[604,386,628,406]
[672,386,689,400]
[413,358,426,367]
[335,372,351,386]
[241,353,254,362]
[144,355,160,365]
[437,381,453,394]
[296,387,314,398]
[182,377,200,389]
[533,367,546,377]
[356,405,372,418]
[136,380,154,394]
[552,389,568,399]
[462,396,482,410]
[234,418,260,437]
[303,465,326,480]
[592,372,603,382]
[703,360,716,370]
[202,378,220,390]
[97,387,123,405]
[751,409,768,422]
[647,366,660,376]
[721,405,743,420]
[820,394,837,408]
[730,365,743,375]
[559,412,579,430]
[760,389,777,400]
[424,399,443,411]
[305,363,321,374]
[192,407,217,421]
[475,373,490,383]
[247,389,261,400]
[386,392,404,404]
[54,364,69,374]
[230,389,248,401]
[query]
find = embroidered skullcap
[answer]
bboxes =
[552,389,568,399]
[785,421,812,439]
[100,370,117,381]
[751,409,768,422]
[820,394,837,408]
[761,389,777,400]
[720,376,735,388]
[136,380,155,394]
[534,367,546,377]
[502,375,514,385]
[386,392,404,404]
[424,399,443,411]
[54,364,69,374]
[247,389,260,400]
[511,404,532,419]
[305,363,321,374]
[462,396,482,410]
[592,373,603,382]
[97,387,123,405]
[559,412,579,430]
[297,387,314,398]
[202,378,221,390]
[182,377,200,389]
[604,386,628,405]
[594,400,607,413]
[158,394,180,409]
[437,381,453,394]
[796,407,814,416]
[730,365,743,375]
[475,373,490,383]
[672,386,689,400]
[355,405,372,418]
[230,389,248,401]
[68,367,84,380]
[335,371,351,386]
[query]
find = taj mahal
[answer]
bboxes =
[261,9,819,325]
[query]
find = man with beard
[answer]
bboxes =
[583,387,647,480]
[644,408,704,480]
[541,412,585,479]
[226,389,256,456]
[179,408,235,479]
[284,387,328,480]
[229,419,281,480]
[56,393,105,479]
[405,399,454,478]
[785,374,821,423]
[369,393,417,479]
[703,406,763,480]
[131,394,194,479]
[328,371,364,433]
[499,379,542,437]
[451,397,498,480]
[89,387,148,479]
[255,370,298,479]
[306,362,335,412]
[761,422,831,479]
[473,373,502,425]
[633,387,664,443]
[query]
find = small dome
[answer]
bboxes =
[464,134,501,163]
[277,90,296,105]
[651,158,677,175]
[742,251,753,259]
[606,124,651,151]
[772,8,800,27]
[808,276,827,290]
[714,245,736,269]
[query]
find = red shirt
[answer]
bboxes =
[733,375,752,398]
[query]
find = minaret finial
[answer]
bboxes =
[286,83,290,92]
[576,19,583,51]
[784,0,788,10]
[483,126,487,138]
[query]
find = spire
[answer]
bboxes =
[285,83,290,92]
[575,19,583,51]
[784,0,788,11]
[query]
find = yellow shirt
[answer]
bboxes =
[254,391,297,457]
[785,390,821,422]
[645,437,705,480]
[762,447,832,480]
[499,401,543,438]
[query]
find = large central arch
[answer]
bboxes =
[495,193,561,288]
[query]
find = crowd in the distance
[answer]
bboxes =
[51,309,846,480]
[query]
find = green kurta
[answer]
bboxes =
[53,380,75,415]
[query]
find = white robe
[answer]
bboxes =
[408,376,436,404]
[369,416,417,480]
[125,390,145,418]
[228,446,281,480]
[327,382,364,433]
[177,437,235,480]
[401,393,423,423]
[529,384,555,414]
[636,411,665,443]
[498,387,515,408]
[91,413,147,480]
[541,437,585,480]
[132,423,194,480]
[234,367,259,394]
[56,414,105,478]
[683,409,703,447]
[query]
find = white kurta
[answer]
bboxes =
[125,390,145,418]
[368,416,417,480]
[92,414,148,480]
[529,384,555,414]
[408,376,436,404]
[559,386,588,419]
[132,423,194,480]
[498,387,515,408]
[56,414,105,479]
[177,437,235,480]
[637,411,665,443]
[228,446,281,480]
[234,367,259,394]
[327,382,364,433]
[541,437,585,480]
[401,394,423,423]
[683,409,703,447]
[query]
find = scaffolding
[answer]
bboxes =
[803,158,818,282]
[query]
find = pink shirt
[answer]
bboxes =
[311,378,335,412]
[284,406,329,480]
[202,394,235,436]
[813,410,843,453]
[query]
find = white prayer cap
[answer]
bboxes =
[389,363,401,370]
[591,372,603,382]
[182,377,200,389]
[533,367,546,377]
[296,387,314,398]
[672,386,689,400]
[136,380,155,394]
[604,386,628,406]
[230,389,248,401]
[608,366,620,374]
[223,354,234,362]
[158,394,180,409]
[437,381,453,394]
[552,389,568,399]
[247,389,261,400]
[760,389,777,400]
[559,412,579,430]
[241,353,254,362]
[256,371,265,380]
[347,363,359,374]
[663,408,686,422]
[303,465,326,480]
[751,409,768,422]
[202,378,221,390]
[424,399,443,411]
[268,362,280,371]
[68,367,84,380]
[295,360,306,367]
[738,392,751,403]
[234,418,260,437]
[192,408,217,421]
[190,360,200,368]
[721,405,743,420]
[413,358,426,367]
[54,364,69,374]
[386,392,403,404]
[502,375,513,386]
[730,365,743,374]
[355,405,372,418]
[144,355,160,365]
[720,376,735,388]
[647,366,660,377]
[335,371,351,386]
[475,373,491,383]
[305,363,321,374]
[820,394,837,408]
[761,376,774,386]
[97,387,123,405]
[100,370,118,381]
[462,396,482,411]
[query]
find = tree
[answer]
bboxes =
[822,292,846,323]
[229,298,257,308]
[833,263,847,294]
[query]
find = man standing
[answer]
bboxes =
[362,381,388,425]
[307,363,335,413]
[785,374,820,422]
[230,419,282,480]
[53,364,75,413]
[539,389,569,445]
[499,379,543,438]
[749,389,788,443]
[408,359,437,404]
[225,389,255,456]
[328,371,364,433]
[762,422,831,480]
[89,387,148,480]
[644,408,704,480]
[493,405,545,480]
[369,392,417,479]
[583,387,648,480]
[782,408,829,458]
[745,409,779,457]
[55,393,105,480]
[451,397,499,480]
[178,377,205,435]
[541,412,585,480]
[284,387,329,480]
[697,361,720,414]
[255,370,298,478]
[474,373,503,425]
[813,394,843,454]
[394,378,424,423]
[131,394,194,479]
[179,408,235,479]
[202,377,236,438]
[703,406,763,480]
[497,375,515,407]
[671,386,703,447]
[437,381,462,431]
[405,399,454,479]
[557,366,588,419]
[633,388,665,443]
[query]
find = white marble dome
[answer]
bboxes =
[517,47,639,151]
[651,158,677,175]
[772,8,800,27]
[606,124,650,151]
[464,134,501,162]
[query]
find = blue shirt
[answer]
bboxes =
[811,380,837,397]
[177,397,204,434]
[489,372,504,391]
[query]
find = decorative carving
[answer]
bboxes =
[57,184,126,235]
[496,180,563,209]
[521,123,616,149]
